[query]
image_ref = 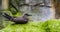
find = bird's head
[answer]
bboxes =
[24,13,32,16]
[23,13,32,18]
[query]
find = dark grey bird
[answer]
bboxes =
[2,13,31,24]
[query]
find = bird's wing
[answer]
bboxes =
[13,17,27,22]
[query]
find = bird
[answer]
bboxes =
[2,13,32,24]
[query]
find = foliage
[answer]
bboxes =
[1,19,60,32]
[9,0,24,15]
[0,22,45,32]
[47,19,60,32]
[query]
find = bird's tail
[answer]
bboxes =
[2,13,13,21]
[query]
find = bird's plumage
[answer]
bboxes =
[2,13,31,24]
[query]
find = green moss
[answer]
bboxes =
[1,22,45,32]
[1,19,60,32]
[46,19,60,32]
